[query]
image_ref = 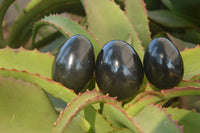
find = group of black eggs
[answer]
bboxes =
[52,35,184,102]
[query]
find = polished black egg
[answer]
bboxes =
[95,40,144,101]
[143,37,184,89]
[52,35,95,93]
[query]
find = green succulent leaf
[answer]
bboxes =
[126,81,200,116]
[81,0,144,59]
[133,104,183,133]
[181,46,200,80]
[32,15,101,59]
[62,114,91,133]
[102,103,141,133]
[0,0,14,47]
[83,106,115,133]
[148,10,195,28]
[8,0,83,48]
[0,47,54,78]
[109,128,133,133]
[0,76,58,132]
[0,68,77,104]
[166,107,200,133]
[126,0,151,48]
[52,90,121,133]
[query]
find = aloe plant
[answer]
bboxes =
[0,0,200,132]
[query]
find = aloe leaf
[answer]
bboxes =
[0,76,58,132]
[0,68,77,103]
[125,80,200,109]
[83,106,115,133]
[0,47,53,78]
[52,90,121,133]
[81,0,144,59]
[181,46,200,80]
[102,103,141,133]
[8,0,83,48]
[109,128,133,133]
[133,104,183,133]
[125,0,151,48]
[34,31,63,50]
[40,35,67,55]
[148,10,195,28]
[166,107,200,133]
[126,82,200,116]
[0,0,14,47]
[64,114,91,133]
[32,15,101,59]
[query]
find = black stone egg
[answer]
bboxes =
[52,35,95,93]
[95,40,144,101]
[143,37,184,89]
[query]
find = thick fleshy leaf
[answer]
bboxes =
[8,0,84,48]
[83,106,115,133]
[126,85,200,116]
[133,104,182,133]
[81,0,144,59]
[0,47,54,78]
[166,107,200,133]
[52,90,120,133]
[32,15,101,59]
[0,0,14,47]
[0,68,77,103]
[0,76,58,132]
[109,128,133,133]
[181,46,200,80]
[148,10,195,28]
[102,103,141,133]
[126,0,151,48]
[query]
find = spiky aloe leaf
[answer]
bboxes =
[32,15,101,59]
[52,90,141,133]
[0,47,53,78]
[181,46,200,80]
[0,68,76,103]
[0,0,14,47]
[8,0,83,48]
[133,104,183,133]
[125,0,151,48]
[0,76,58,132]
[126,80,200,116]
[81,0,144,59]
[52,90,122,133]
[83,106,115,133]
[109,128,132,133]
[148,10,195,28]
[102,103,141,133]
[166,107,200,133]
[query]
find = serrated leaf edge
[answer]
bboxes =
[52,90,122,132]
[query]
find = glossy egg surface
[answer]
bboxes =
[143,37,184,89]
[52,35,95,93]
[95,40,144,101]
